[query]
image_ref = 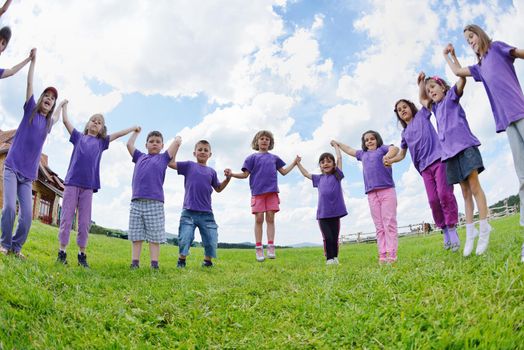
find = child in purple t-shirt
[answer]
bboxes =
[55,100,138,268]
[1,49,63,258]
[420,72,491,257]
[390,91,459,252]
[444,24,524,261]
[296,142,347,265]
[127,129,181,269]
[333,132,399,263]
[169,139,231,268]
[225,130,297,262]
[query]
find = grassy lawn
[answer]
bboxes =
[0,215,523,349]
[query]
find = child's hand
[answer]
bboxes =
[330,140,338,147]
[60,99,68,108]
[295,155,302,163]
[443,43,454,55]
[383,155,392,167]
[29,48,36,60]
[134,126,141,133]
[224,168,232,178]
[174,136,182,146]
[417,71,426,85]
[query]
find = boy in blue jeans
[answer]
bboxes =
[169,139,231,267]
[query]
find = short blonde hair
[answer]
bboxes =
[251,130,274,150]
[463,24,492,62]
[83,114,107,139]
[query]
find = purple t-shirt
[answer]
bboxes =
[356,145,395,194]
[242,152,286,196]
[64,129,110,191]
[469,41,524,133]
[131,150,171,202]
[400,107,441,173]
[177,161,220,213]
[312,168,348,219]
[5,95,53,180]
[431,85,481,161]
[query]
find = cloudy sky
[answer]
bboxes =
[0,0,522,245]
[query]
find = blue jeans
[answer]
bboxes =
[178,209,218,258]
[1,167,33,252]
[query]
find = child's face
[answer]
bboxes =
[87,116,104,136]
[364,133,378,151]
[0,38,6,55]
[464,30,480,54]
[257,135,271,151]
[425,80,445,103]
[146,136,164,155]
[395,101,413,124]
[40,91,56,115]
[193,143,211,164]
[319,157,335,174]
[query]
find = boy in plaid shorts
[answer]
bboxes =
[169,139,231,268]
[126,128,181,269]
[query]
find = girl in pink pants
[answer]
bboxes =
[333,131,399,263]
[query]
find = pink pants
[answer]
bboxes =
[58,185,93,249]
[367,187,398,261]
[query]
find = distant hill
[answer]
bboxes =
[290,242,322,248]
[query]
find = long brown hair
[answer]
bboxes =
[394,99,419,129]
[463,24,492,63]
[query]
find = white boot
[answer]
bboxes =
[463,223,477,257]
[476,220,491,255]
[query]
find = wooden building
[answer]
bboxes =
[0,129,64,225]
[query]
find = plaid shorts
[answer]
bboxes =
[128,199,166,243]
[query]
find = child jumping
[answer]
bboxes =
[169,139,231,268]
[333,132,399,263]
[444,24,524,261]
[1,48,61,258]
[391,80,460,251]
[127,129,181,269]
[420,72,490,256]
[226,130,297,262]
[296,141,347,265]
[56,101,138,267]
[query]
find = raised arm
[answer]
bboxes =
[388,148,407,164]
[60,100,74,134]
[418,72,431,109]
[1,50,33,79]
[331,140,343,169]
[52,99,67,127]
[331,140,357,157]
[455,76,466,96]
[295,156,312,180]
[166,136,182,170]
[214,171,232,193]
[443,43,472,77]
[511,48,524,59]
[0,0,12,17]
[278,157,298,175]
[26,48,36,102]
[110,125,138,142]
[126,127,141,156]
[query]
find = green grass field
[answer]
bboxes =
[1,215,523,349]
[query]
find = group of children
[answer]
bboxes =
[0,13,523,267]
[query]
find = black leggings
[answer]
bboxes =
[318,217,341,260]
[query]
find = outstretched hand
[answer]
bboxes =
[134,126,141,133]
[417,71,426,85]
[174,135,182,146]
[443,43,455,56]
[295,155,302,163]
[224,168,232,178]
[29,48,37,60]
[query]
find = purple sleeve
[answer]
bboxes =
[355,150,364,161]
[211,168,220,189]
[494,41,516,59]
[312,174,320,188]
[449,85,461,102]
[102,135,110,150]
[23,95,36,115]
[275,155,286,169]
[379,145,390,155]
[241,155,253,173]
[161,151,171,166]
[468,64,482,82]
[176,161,189,175]
[132,149,143,163]
[70,128,81,145]
[335,167,345,180]
[420,106,431,119]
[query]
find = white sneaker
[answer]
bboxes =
[333,257,340,265]
[267,244,276,259]
[463,227,478,257]
[255,247,265,262]
[475,224,492,255]
[326,259,336,265]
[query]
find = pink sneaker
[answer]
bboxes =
[255,247,265,262]
[267,244,276,259]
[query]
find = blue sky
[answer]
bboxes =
[0,0,523,245]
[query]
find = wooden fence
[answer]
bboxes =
[339,201,519,244]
